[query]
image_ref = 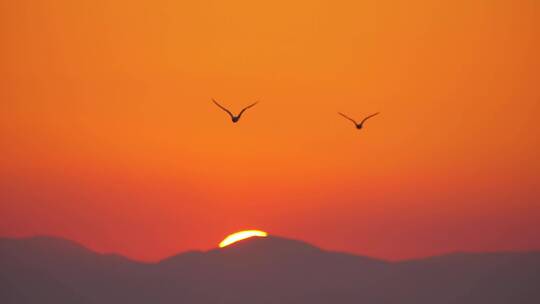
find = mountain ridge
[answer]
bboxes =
[6,234,539,263]
[1,235,539,304]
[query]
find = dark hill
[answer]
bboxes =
[1,236,539,304]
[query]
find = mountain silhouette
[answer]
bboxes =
[1,235,539,304]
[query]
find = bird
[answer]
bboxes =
[338,112,380,129]
[212,99,259,123]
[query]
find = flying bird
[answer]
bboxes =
[338,112,380,130]
[212,99,259,123]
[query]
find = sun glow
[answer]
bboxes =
[219,230,268,248]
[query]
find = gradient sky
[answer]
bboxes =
[1,0,539,261]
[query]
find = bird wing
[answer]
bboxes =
[338,112,358,125]
[212,99,234,118]
[360,112,380,125]
[237,101,259,118]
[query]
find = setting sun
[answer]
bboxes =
[219,230,269,248]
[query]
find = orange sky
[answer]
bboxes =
[1,0,539,261]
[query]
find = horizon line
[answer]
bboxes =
[2,234,539,264]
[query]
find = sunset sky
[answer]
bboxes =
[1,0,539,261]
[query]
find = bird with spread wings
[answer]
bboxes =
[212,99,259,123]
[338,112,380,130]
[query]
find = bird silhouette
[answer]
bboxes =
[212,99,259,123]
[338,112,380,129]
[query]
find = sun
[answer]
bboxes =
[219,230,268,248]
